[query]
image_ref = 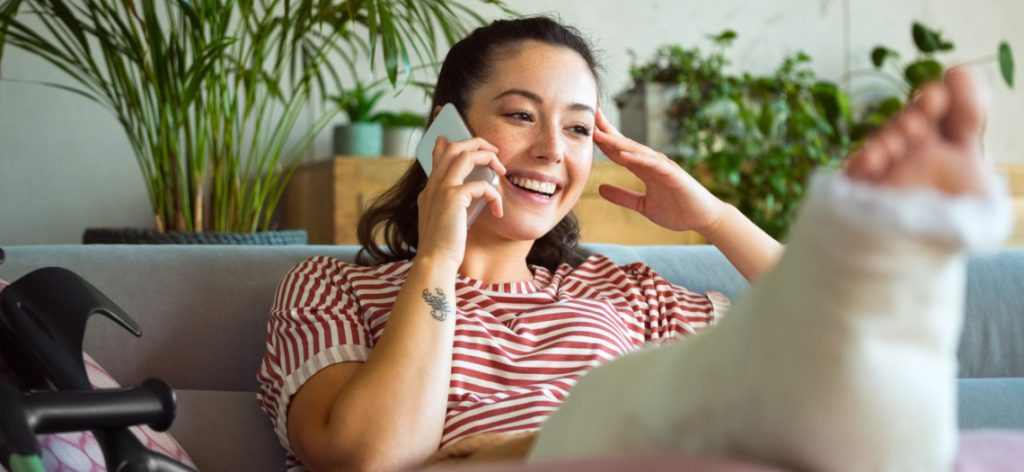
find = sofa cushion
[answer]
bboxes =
[958,378,1024,429]
[579,243,749,299]
[960,249,1024,378]
[0,245,364,393]
[170,389,285,472]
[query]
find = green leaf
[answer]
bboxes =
[912,22,941,53]
[877,97,904,118]
[999,41,1015,88]
[851,122,878,142]
[811,81,852,132]
[870,46,896,68]
[727,169,740,186]
[758,102,774,135]
[904,59,943,89]
[708,30,737,45]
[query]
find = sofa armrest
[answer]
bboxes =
[958,378,1024,430]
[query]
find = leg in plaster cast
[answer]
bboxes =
[528,67,1007,471]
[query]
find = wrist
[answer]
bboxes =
[696,200,735,240]
[413,252,463,273]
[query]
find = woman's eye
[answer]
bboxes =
[570,125,592,136]
[507,112,533,122]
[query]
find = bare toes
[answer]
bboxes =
[910,82,950,123]
[845,141,889,182]
[941,66,989,147]
[878,127,908,160]
[894,110,930,148]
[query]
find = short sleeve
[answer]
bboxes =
[619,261,730,346]
[256,256,372,450]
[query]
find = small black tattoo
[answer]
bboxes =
[422,288,450,321]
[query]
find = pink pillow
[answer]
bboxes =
[0,278,196,471]
[954,430,1024,471]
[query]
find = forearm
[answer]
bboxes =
[324,255,459,469]
[701,203,784,283]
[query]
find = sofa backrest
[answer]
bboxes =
[0,244,1020,393]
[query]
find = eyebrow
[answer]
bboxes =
[493,89,595,115]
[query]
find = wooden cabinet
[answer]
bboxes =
[1001,164,1024,247]
[282,157,1024,247]
[282,156,705,245]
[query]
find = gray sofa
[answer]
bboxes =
[1,244,1023,471]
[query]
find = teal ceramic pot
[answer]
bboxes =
[333,122,384,157]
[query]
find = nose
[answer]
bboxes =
[531,122,565,164]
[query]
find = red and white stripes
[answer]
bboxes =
[257,254,726,470]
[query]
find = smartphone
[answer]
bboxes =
[414,103,500,226]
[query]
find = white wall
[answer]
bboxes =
[2,0,1022,244]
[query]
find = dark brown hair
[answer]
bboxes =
[355,16,602,271]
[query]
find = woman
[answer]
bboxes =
[258,16,1009,472]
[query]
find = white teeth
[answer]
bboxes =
[510,176,557,196]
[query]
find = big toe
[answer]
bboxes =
[941,66,989,146]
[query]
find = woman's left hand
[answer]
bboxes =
[594,108,727,235]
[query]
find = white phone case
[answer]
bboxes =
[414,103,499,226]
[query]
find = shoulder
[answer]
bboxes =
[274,257,412,309]
[282,256,413,285]
[557,254,660,283]
[558,254,711,297]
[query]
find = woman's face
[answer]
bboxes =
[461,41,598,243]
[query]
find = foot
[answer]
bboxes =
[845,66,991,197]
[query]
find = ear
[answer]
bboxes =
[430,105,442,121]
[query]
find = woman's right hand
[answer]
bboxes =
[416,136,506,266]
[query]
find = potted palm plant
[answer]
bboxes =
[0,0,512,244]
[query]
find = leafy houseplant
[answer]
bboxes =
[618,32,851,238]
[332,80,388,157]
[850,21,1014,141]
[0,0,510,240]
[619,24,1015,240]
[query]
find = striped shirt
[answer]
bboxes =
[256,254,729,470]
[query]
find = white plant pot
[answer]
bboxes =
[381,126,424,158]
[615,82,687,156]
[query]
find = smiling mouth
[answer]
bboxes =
[507,176,559,198]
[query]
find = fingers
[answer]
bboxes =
[592,116,673,178]
[595,108,624,137]
[443,149,506,187]
[431,136,501,182]
[463,180,504,219]
[598,184,645,213]
[595,108,682,181]
[436,179,503,218]
[420,170,503,219]
[594,124,648,157]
